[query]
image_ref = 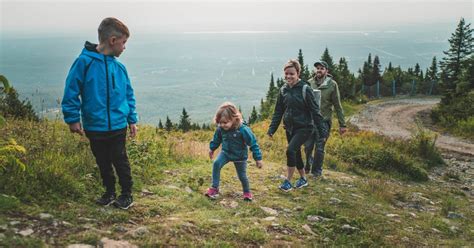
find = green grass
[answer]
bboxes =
[0,102,472,246]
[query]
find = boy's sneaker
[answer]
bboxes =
[279,179,293,192]
[113,194,134,210]
[95,192,116,206]
[295,177,309,189]
[243,192,253,202]
[205,187,219,199]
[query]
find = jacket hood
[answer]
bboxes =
[81,41,115,61]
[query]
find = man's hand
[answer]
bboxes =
[339,127,347,135]
[68,122,84,136]
[209,150,214,160]
[256,160,263,169]
[129,124,138,138]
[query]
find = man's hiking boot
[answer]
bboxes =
[95,192,116,206]
[113,194,134,210]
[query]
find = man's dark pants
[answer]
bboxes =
[304,120,331,175]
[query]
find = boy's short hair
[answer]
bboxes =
[98,17,130,43]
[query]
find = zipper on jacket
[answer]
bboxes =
[112,74,116,89]
[104,55,111,130]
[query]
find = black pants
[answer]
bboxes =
[87,129,133,195]
[285,128,312,170]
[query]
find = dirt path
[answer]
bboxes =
[350,97,474,196]
[350,98,474,156]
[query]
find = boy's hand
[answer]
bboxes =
[129,124,138,138]
[256,160,263,169]
[68,122,84,136]
[209,150,214,159]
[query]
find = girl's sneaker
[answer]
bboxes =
[279,179,293,192]
[205,187,219,199]
[243,192,253,201]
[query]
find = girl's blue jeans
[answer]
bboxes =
[212,152,250,193]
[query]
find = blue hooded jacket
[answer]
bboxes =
[61,42,137,131]
[210,123,263,162]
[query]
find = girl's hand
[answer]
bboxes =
[209,150,214,159]
[256,160,263,169]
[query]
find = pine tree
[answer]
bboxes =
[266,73,278,105]
[178,108,191,132]
[388,62,393,72]
[320,47,339,82]
[249,106,259,124]
[337,57,355,99]
[297,49,311,81]
[158,119,164,129]
[372,55,382,85]
[165,116,173,132]
[414,63,421,79]
[440,18,473,99]
[427,56,438,81]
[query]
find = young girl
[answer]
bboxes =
[205,102,263,201]
[267,59,326,192]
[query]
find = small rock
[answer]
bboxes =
[329,197,342,204]
[166,185,180,190]
[341,224,358,232]
[113,226,128,233]
[431,228,441,233]
[0,233,5,240]
[302,224,316,235]
[293,206,304,211]
[325,187,335,192]
[0,224,7,231]
[402,237,409,242]
[307,215,322,222]
[39,213,53,219]
[450,226,459,233]
[9,221,20,226]
[78,217,96,223]
[323,237,330,242]
[67,245,95,248]
[141,188,155,196]
[18,228,34,236]
[263,216,276,221]
[185,186,193,193]
[220,199,238,209]
[350,193,363,199]
[208,219,221,223]
[132,226,149,237]
[386,214,400,218]
[447,212,464,219]
[271,223,280,227]
[99,238,138,248]
[408,212,417,218]
[260,206,278,216]
[83,224,93,229]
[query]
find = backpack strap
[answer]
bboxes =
[302,84,308,104]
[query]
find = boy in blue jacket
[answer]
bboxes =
[61,17,137,209]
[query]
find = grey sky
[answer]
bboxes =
[1,0,472,34]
